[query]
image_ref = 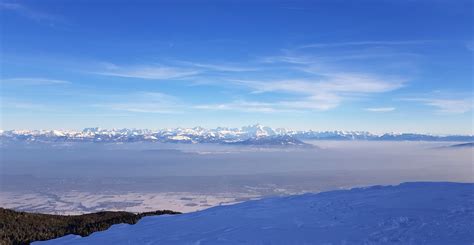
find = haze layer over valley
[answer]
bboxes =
[1,135,471,214]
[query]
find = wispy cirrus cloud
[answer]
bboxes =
[1,77,71,85]
[299,40,434,49]
[365,107,396,112]
[177,61,258,72]
[96,64,200,80]
[1,101,47,110]
[232,74,404,94]
[194,101,284,113]
[258,55,314,65]
[194,96,340,113]
[0,2,57,22]
[466,41,474,52]
[228,72,405,111]
[238,48,411,112]
[402,96,473,114]
[90,47,406,113]
[260,49,421,66]
[95,60,259,81]
[94,92,184,114]
[419,98,472,114]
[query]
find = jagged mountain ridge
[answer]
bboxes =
[1,124,473,145]
[449,142,474,148]
[227,135,310,146]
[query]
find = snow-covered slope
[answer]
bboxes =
[37,182,474,244]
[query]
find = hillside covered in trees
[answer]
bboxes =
[0,208,180,245]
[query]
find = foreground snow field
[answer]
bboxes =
[37,182,473,245]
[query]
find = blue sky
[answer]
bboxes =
[1,0,472,134]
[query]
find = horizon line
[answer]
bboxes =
[1,125,473,137]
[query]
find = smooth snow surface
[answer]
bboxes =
[37,182,474,244]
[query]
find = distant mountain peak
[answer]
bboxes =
[1,125,473,145]
[228,135,312,147]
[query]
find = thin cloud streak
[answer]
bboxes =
[258,55,314,65]
[78,48,425,115]
[228,73,405,111]
[423,99,472,114]
[178,61,259,72]
[194,96,341,113]
[299,40,434,49]
[104,103,181,114]
[0,2,57,22]
[97,64,200,80]
[466,41,474,52]
[403,98,473,114]
[365,107,396,112]
[194,101,284,113]
[93,92,184,114]
[231,75,404,94]
[1,78,71,85]
[1,101,47,110]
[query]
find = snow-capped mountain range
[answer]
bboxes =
[1,124,472,145]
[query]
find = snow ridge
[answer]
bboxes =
[36,182,474,245]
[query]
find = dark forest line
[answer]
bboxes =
[0,208,180,245]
